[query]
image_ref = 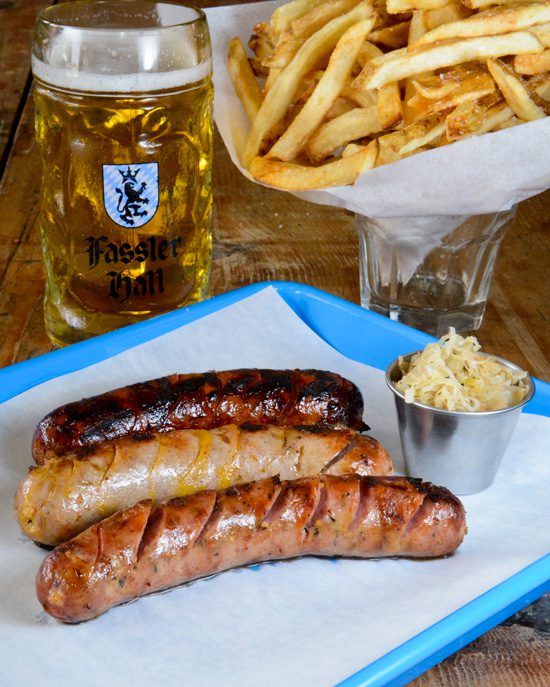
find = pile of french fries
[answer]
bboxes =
[227,0,550,190]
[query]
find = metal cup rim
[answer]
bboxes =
[385,350,535,417]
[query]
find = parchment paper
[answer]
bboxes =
[0,286,549,687]
[207,0,550,219]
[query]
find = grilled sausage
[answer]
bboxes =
[36,475,466,622]
[32,369,366,464]
[17,425,392,546]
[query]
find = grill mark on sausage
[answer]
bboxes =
[306,478,327,529]
[98,444,117,491]
[320,436,359,474]
[73,445,96,460]
[257,478,286,528]
[95,524,105,567]
[238,424,265,432]
[286,480,320,545]
[252,477,282,532]
[223,372,259,396]
[136,505,165,562]
[171,373,221,424]
[402,493,431,539]
[80,408,135,446]
[425,482,462,505]
[277,370,297,420]
[293,425,338,435]
[350,475,374,531]
[188,492,219,548]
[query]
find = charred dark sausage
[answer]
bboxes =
[17,425,392,546]
[32,369,366,463]
[36,475,466,622]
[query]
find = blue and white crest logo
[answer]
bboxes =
[103,163,158,228]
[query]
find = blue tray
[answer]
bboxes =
[2,281,549,687]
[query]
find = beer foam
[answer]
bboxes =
[32,57,212,94]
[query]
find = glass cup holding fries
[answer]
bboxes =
[356,209,516,336]
[32,1,213,346]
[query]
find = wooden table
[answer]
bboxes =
[1,1,549,684]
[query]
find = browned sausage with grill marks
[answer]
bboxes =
[36,475,466,623]
[17,425,392,546]
[32,369,366,464]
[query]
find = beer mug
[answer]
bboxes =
[32,1,213,346]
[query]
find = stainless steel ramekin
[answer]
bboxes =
[386,352,535,495]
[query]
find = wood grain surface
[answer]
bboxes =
[0,1,549,685]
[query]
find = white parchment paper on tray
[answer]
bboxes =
[207,0,550,218]
[1,287,549,687]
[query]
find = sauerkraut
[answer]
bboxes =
[395,329,528,412]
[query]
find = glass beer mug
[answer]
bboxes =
[32,1,213,346]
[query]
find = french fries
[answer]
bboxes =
[424,4,473,31]
[531,22,550,47]
[270,0,328,34]
[227,38,263,121]
[243,2,373,166]
[378,81,405,126]
[410,3,550,50]
[250,140,379,189]
[408,70,497,115]
[228,0,550,190]
[387,0,451,14]
[357,32,543,89]
[379,114,447,155]
[447,100,514,139]
[515,48,550,73]
[487,57,547,118]
[402,10,429,125]
[531,71,550,96]
[462,0,543,10]
[368,20,411,47]
[353,41,404,127]
[291,0,363,39]
[306,106,382,161]
[267,18,376,161]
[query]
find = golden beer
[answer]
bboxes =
[32,2,213,346]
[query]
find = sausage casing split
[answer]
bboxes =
[32,369,366,463]
[36,475,467,623]
[17,425,393,546]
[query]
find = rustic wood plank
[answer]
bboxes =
[0,0,52,364]
[411,623,550,686]
[0,93,49,366]
[477,194,550,381]
[0,0,51,169]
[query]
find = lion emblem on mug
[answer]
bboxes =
[102,163,159,228]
